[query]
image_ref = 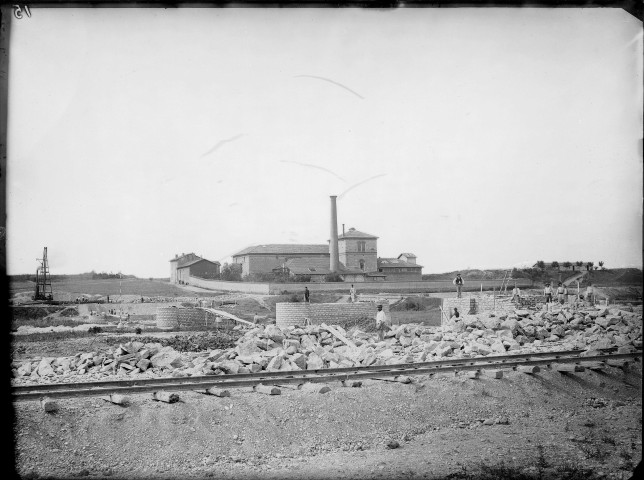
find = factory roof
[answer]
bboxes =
[398,253,417,258]
[232,244,329,257]
[338,228,378,240]
[378,257,424,269]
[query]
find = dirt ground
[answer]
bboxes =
[12,356,642,479]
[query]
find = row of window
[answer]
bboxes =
[378,267,419,272]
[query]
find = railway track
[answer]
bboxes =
[12,348,641,401]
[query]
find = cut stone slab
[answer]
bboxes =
[466,370,480,379]
[254,384,281,395]
[484,369,504,379]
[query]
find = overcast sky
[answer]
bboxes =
[6,7,643,278]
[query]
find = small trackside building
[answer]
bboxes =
[170,253,220,284]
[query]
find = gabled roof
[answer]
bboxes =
[233,244,329,256]
[378,257,424,269]
[338,228,378,240]
[169,253,201,267]
[177,258,221,269]
[398,253,416,258]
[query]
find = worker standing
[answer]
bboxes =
[349,284,357,303]
[453,273,464,298]
[375,304,389,341]
[511,285,521,304]
[556,282,566,304]
[543,283,553,309]
[253,312,261,325]
[585,284,595,305]
[304,286,310,303]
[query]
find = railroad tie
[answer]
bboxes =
[554,364,585,373]
[254,384,281,395]
[152,391,180,403]
[515,365,540,374]
[101,394,129,405]
[580,362,605,371]
[204,387,231,397]
[300,383,331,394]
[341,380,362,388]
[606,359,629,369]
[40,397,58,413]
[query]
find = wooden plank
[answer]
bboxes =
[197,308,255,327]
[320,323,357,348]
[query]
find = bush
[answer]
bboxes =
[289,294,301,303]
[293,274,311,283]
[324,273,344,282]
[135,327,142,335]
[88,326,103,334]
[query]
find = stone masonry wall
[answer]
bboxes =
[442,295,515,317]
[276,302,390,328]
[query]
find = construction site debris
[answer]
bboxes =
[11,303,642,386]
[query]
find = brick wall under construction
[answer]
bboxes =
[442,296,515,316]
[276,302,390,328]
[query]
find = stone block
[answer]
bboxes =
[40,397,58,413]
[150,347,184,369]
[136,358,151,371]
[266,356,283,371]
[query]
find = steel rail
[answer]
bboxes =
[12,351,641,401]
[11,348,597,394]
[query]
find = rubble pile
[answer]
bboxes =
[11,304,642,384]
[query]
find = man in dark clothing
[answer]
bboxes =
[453,274,464,298]
[304,287,310,303]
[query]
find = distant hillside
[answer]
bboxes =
[581,268,642,286]
[423,268,642,286]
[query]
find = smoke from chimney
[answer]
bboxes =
[330,196,339,273]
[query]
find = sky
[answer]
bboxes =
[6,7,643,278]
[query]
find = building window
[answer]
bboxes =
[379,268,383,272]
[359,260,365,271]
[357,241,366,252]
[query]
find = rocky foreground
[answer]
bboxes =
[11,303,643,385]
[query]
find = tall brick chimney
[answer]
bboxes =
[329,195,339,273]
